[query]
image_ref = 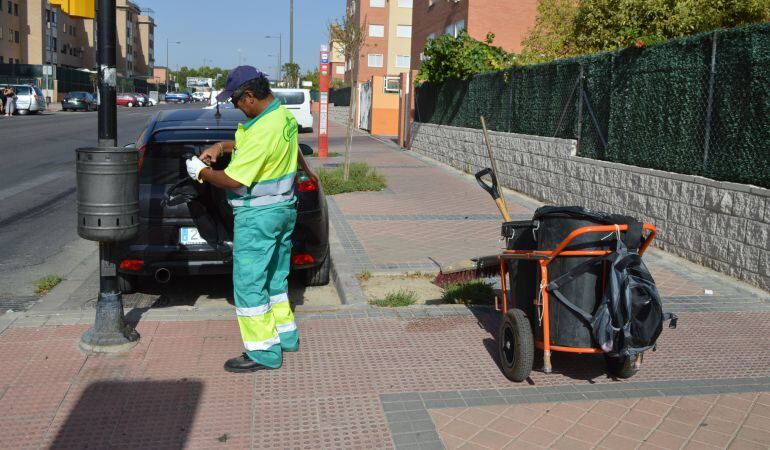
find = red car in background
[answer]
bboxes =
[116,93,139,107]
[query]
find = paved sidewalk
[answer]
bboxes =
[0,307,769,449]
[305,119,770,312]
[0,118,768,450]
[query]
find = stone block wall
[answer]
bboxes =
[329,105,350,125]
[410,122,770,292]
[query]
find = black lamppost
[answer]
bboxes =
[78,0,140,353]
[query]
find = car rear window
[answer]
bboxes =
[140,142,210,185]
[275,91,305,105]
[70,92,88,98]
[14,86,31,95]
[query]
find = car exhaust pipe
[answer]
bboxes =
[154,268,171,284]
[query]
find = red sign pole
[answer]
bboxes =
[317,46,330,158]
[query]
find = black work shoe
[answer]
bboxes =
[224,353,276,373]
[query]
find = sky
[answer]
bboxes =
[140,0,346,77]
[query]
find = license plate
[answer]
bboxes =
[180,227,207,245]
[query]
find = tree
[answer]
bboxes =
[329,12,366,180]
[522,0,770,60]
[416,32,516,83]
[519,0,579,64]
[282,63,301,88]
[303,69,319,90]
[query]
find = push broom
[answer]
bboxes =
[433,117,512,287]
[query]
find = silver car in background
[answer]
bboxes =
[10,84,47,115]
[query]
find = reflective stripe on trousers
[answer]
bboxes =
[233,204,298,368]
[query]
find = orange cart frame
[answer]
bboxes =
[497,223,657,374]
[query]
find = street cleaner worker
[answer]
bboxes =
[186,66,299,373]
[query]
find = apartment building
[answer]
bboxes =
[135,11,154,77]
[0,1,93,67]
[410,0,538,72]
[329,39,345,83]
[0,0,23,64]
[346,0,414,84]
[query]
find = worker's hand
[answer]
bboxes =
[186,157,209,183]
[199,144,221,164]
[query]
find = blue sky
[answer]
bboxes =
[140,0,346,77]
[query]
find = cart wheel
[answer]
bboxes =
[499,309,534,382]
[605,354,639,379]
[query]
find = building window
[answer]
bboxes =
[14,30,19,43]
[444,20,465,37]
[13,2,18,16]
[396,25,412,38]
[0,27,3,40]
[395,55,410,68]
[428,0,436,6]
[398,0,413,7]
[369,24,384,38]
[370,0,385,7]
[367,54,383,67]
[0,57,3,64]
[7,2,11,13]
[335,65,345,74]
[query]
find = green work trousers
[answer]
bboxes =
[233,203,299,368]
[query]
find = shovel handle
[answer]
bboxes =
[475,168,511,222]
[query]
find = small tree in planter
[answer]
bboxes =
[329,12,366,181]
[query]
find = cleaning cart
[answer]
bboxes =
[473,166,674,382]
[496,209,658,382]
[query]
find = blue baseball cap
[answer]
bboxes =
[216,65,264,102]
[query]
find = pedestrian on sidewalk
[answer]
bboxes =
[3,85,15,116]
[186,66,300,373]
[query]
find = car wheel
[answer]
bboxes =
[18,109,29,115]
[117,273,137,294]
[302,248,331,286]
[127,102,133,107]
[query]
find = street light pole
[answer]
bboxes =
[166,38,180,92]
[290,0,294,66]
[78,0,140,353]
[266,34,282,85]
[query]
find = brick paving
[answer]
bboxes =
[0,307,769,449]
[0,117,766,449]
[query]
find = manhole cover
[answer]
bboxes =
[0,295,39,313]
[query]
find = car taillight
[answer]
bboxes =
[120,259,144,271]
[296,173,318,192]
[137,144,147,171]
[291,253,314,265]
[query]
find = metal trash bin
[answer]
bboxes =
[76,147,139,242]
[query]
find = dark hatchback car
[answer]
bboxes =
[115,108,330,293]
[61,91,97,111]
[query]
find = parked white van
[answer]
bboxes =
[273,88,313,133]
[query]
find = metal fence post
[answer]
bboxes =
[508,69,515,133]
[702,31,718,173]
[576,65,584,155]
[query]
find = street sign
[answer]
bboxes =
[318,48,330,158]
[186,77,213,88]
[43,65,53,76]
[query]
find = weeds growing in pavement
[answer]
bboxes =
[35,275,62,295]
[442,280,495,305]
[318,162,386,195]
[370,289,418,307]
[357,269,372,281]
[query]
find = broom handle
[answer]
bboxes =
[480,116,509,215]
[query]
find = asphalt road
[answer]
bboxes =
[0,103,200,308]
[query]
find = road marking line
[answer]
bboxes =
[0,170,70,200]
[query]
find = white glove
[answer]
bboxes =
[186,157,209,183]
